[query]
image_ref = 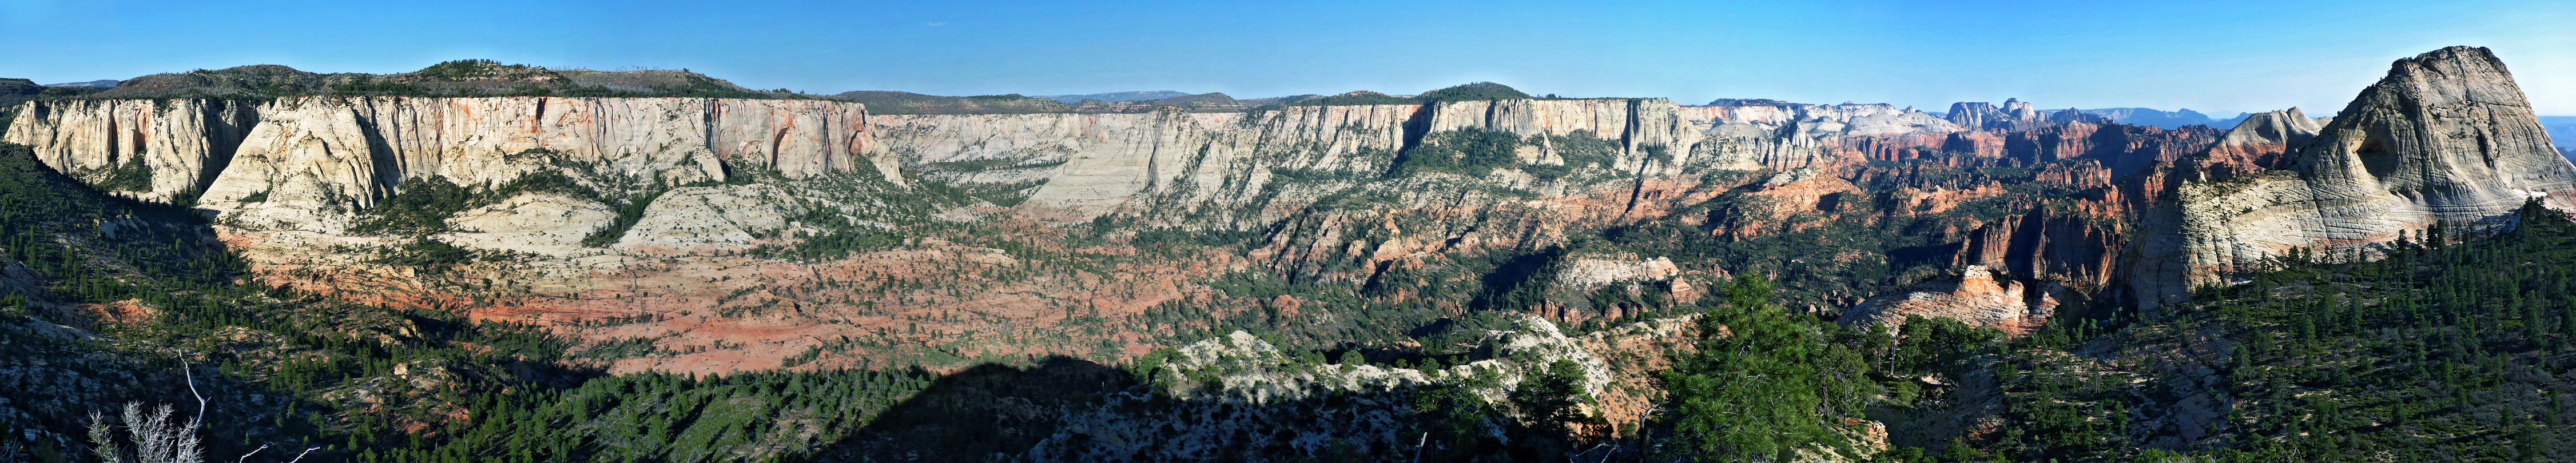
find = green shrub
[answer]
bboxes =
[1418,82,1533,103]
[1388,127,1526,177]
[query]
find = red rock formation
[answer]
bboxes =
[1999,122,2219,175]
[1950,206,2126,286]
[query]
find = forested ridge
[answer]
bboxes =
[1965,201,2576,461]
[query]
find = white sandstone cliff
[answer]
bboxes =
[2128,46,2576,308]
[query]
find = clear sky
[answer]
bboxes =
[3,0,2572,116]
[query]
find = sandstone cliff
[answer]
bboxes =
[2128,46,2576,308]
[5,97,886,204]
[3,98,263,201]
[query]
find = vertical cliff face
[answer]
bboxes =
[2128,46,2576,308]
[1683,102,1965,171]
[872,105,1423,215]
[873,98,1762,220]
[161,97,876,232]
[7,97,884,208]
[1953,206,2126,286]
[1995,122,2220,177]
[3,99,262,201]
[1426,98,1689,167]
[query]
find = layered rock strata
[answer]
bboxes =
[3,98,263,201]
[2128,46,2576,308]
[5,97,886,203]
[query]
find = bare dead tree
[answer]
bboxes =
[87,402,203,463]
[87,359,311,463]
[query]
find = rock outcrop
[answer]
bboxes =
[1033,317,1700,461]
[3,98,263,201]
[1949,206,2126,286]
[2187,108,2321,180]
[2129,46,2576,308]
[1840,265,2061,335]
[1144,318,1620,406]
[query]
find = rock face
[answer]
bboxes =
[1840,265,2060,335]
[6,97,884,203]
[2129,46,2576,308]
[873,105,1424,215]
[1145,318,1617,405]
[3,99,263,201]
[200,96,878,211]
[1950,207,2126,287]
[1687,102,1965,170]
[876,97,1962,218]
[2192,108,2320,179]
[1997,122,2220,177]
[1032,317,1702,461]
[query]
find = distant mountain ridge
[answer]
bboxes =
[1030,90,1192,103]
[55,60,810,99]
[2077,107,2249,129]
[836,90,1246,114]
[2542,115,2576,161]
[43,79,117,89]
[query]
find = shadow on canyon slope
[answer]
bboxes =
[805,356,1140,461]
[804,355,1605,462]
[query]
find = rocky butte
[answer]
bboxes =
[2126,46,2576,309]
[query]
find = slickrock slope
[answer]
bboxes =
[2199,108,2319,171]
[1028,317,1712,461]
[2129,46,2576,308]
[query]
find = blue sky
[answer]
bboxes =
[3,0,2572,115]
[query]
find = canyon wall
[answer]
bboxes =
[5,97,887,204]
[3,98,263,201]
